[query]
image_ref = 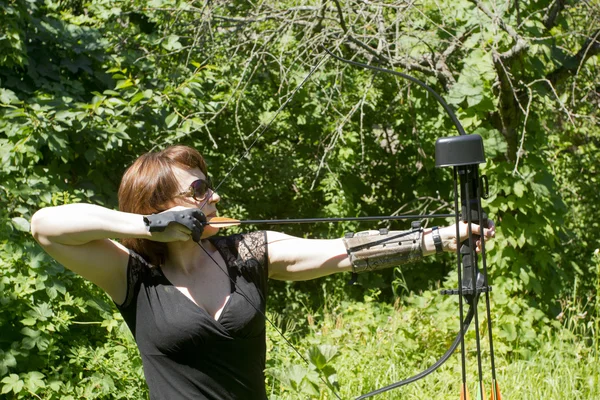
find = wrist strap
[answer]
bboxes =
[432,226,443,254]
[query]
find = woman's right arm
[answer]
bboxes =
[31,204,154,304]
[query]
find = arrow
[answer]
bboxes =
[477,382,486,400]
[207,213,456,227]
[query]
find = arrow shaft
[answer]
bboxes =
[209,213,456,226]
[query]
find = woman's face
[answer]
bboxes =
[171,166,221,238]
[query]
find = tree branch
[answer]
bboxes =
[543,0,567,30]
[471,0,529,60]
[548,29,600,85]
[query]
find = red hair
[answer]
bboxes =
[118,145,207,265]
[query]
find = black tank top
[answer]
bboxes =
[116,232,269,400]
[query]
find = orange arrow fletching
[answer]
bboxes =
[207,217,241,228]
[489,380,502,400]
[477,382,486,400]
[460,385,471,400]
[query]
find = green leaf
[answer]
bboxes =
[11,217,30,232]
[499,322,518,342]
[1,374,24,394]
[25,371,45,393]
[165,112,179,128]
[115,79,134,90]
[129,92,146,105]
[84,148,96,162]
[286,365,307,390]
[47,380,62,392]
[514,181,526,197]
[162,35,182,51]
[21,318,37,326]
[308,345,338,370]
[0,350,17,376]
[516,231,526,248]
[519,268,530,284]
[0,88,19,104]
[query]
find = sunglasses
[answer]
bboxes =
[177,177,214,201]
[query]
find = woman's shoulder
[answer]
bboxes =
[116,249,161,309]
[209,231,267,264]
[126,248,163,280]
[128,248,155,269]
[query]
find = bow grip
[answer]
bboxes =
[458,166,487,300]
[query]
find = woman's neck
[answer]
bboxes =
[164,239,215,275]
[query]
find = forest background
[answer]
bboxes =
[0,0,599,399]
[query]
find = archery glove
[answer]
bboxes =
[143,209,206,242]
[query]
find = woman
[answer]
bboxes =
[31,145,494,400]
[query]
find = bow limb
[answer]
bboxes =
[321,46,467,137]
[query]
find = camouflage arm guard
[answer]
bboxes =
[342,224,423,273]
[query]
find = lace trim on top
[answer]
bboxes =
[119,250,151,309]
[209,231,268,276]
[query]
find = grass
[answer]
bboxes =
[265,294,600,400]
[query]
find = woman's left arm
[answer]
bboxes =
[267,222,494,281]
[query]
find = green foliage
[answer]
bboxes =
[266,292,600,399]
[0,0,598,398]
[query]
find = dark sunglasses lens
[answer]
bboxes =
[191,179,211,200]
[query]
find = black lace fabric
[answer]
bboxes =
[209,231,269,304]
[210,231,267,274]
[120,250,151,309]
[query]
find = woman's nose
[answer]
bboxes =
[209,189,220,203]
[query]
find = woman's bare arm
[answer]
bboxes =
[267,222,494,281]
[31,204,161,304]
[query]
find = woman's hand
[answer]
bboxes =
[439,220,495,253]
[144,206,205,243]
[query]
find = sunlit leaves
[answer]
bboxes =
[165,112,179,128]
[1,374,24,395]
[10,217,30,232]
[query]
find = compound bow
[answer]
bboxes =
[194,45,501,400]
